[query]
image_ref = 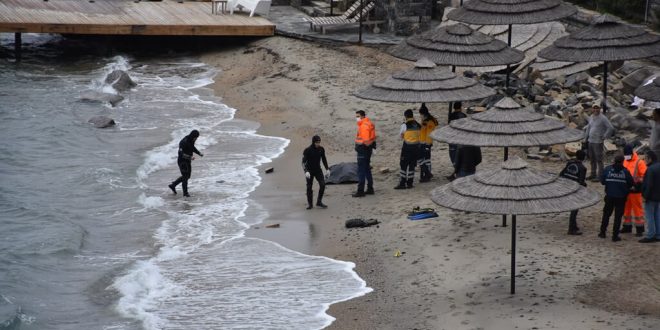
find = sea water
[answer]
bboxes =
[0,34,370,330]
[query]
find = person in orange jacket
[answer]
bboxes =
[353,110,376,197]
[622,144,647,236]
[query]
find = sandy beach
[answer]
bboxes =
[201,36,660,329]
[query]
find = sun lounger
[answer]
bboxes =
[302,0,362,31]
[312,2,381,34]
[228,0,271,17]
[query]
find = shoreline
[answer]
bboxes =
[201,36,660,329]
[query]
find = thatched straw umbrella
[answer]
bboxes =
[431,97,584,146]
[447,0,577,87]
[634,77,660,102]
[432,97,583,226]
[388,23,524,67]
[353,58,496,103]
[431,157,600,294]
[539,15,660,112]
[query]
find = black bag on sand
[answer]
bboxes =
[345,218,379,228]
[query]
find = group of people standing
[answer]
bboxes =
[561,107,660,243]
[302,103,483,209]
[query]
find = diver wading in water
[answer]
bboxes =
[169,129,203,197]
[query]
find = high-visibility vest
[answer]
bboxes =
[402,119,421,145]
[420,117,438,145]
[624,152,647,184]
[355,117,376,145]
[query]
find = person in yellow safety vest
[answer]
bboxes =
[353,110,376,197]
[418,103,438,183]
[622,144,647,236]
[395,109,421,190]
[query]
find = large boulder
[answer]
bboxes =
[80,90,124,107]
[621,68,654,94]
[88,116,116,128]
[104,70,136,92]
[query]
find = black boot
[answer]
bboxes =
[168,183,177,194]
[306,190,314,209]
[406,178,414,189]
[635,226,645,237]
[352,189,366,197]
[394,179,407,190]
[316,201,328,208]
[365,186,374,195]
[620,224,633,233]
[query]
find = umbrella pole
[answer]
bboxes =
[448,65,456,123]
[358,0,363,44]
[330,0,333,15]
[511,214,517,294]
[502,147,508,227]
[602,61,608,113]
[505,24,512,89]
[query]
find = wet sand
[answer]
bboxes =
[201,36,660,329]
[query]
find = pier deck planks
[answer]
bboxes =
[0,0,274,36]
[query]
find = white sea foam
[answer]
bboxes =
[113,59,370,330]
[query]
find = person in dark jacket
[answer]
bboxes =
[446,102,468,180]
[453,144,482,178]
[302,135,329,209]
[640,150,660,243]
[169,129,203,197]
[560,149,587,235]
[599,154,634,241]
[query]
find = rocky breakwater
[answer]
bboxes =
[463,61,660,160]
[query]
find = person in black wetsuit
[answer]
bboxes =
[169,129,203,197]
[302,135,330,209]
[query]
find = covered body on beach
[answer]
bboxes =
[431,157,600,294]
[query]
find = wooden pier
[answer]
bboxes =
[0,0,274,36]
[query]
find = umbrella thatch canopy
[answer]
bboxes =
[353,58,496,103]
[431,157,599,215]
[431,97,584,147]
[538,15,660,62]
[447,0,577,25]
[388,23,524,67]
[431,156,600,293]
[635,77,660,102]
[539,15,660,111]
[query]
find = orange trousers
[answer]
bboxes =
[623,193,645,226]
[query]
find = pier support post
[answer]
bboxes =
[14,32,22,62]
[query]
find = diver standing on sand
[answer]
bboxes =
[169,129,203,197]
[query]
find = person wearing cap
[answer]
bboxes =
[559,149,588,235]
[584,103,615,181]
[418,104,438,183]
[599,154,634,242]
[395,109,421,189]
[169,129,203,197]
[353,110,376,197]
[446,102,468,180]
[622,144,647,236]
[641,150,660,243]
[302,135,329,209]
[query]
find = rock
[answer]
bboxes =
[527,154,543,160]
[105,70,136,92]
[604,140,618,153]
[587,76,600,87]
[265,167,274,173]
[79,90,124,107]
[534,78,546,87]
[620,68,653,94]
[575,72,591,84]
[88,116,116,128]
[265,223,280,228]
[472,106,487,113]
[615,61,646,77]
[379,167,390,174]
[565,94,579,106]
[565,142,582,156]
[531,84,545,97]
[527,68,543,82]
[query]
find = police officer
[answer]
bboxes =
[395,109,421,189]
[169,129,203,197]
